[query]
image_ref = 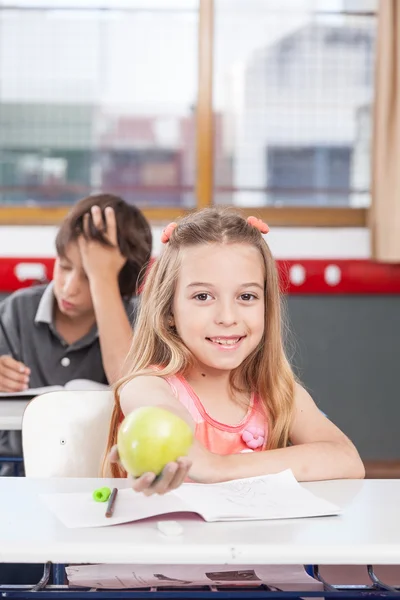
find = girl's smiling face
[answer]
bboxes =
[172,243,265,374]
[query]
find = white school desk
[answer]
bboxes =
[0,477,399,566]
[0,399,29,430]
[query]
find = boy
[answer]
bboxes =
[0,193,152,473]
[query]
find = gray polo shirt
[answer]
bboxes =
[0,283,139,387]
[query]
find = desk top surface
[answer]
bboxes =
[0,477,398,565]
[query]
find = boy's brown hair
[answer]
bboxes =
[55,194,152,297]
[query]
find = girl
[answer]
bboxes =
[104,208,364,493]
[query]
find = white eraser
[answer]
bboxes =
[156,520,183,536]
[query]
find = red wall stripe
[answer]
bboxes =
[277,260,400,294]
[0,258,400,295]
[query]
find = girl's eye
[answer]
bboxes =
[60,264,71,271]
[240,293,257,301]
[194,293,212,301]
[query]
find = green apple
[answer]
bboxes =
[117,406,193,477]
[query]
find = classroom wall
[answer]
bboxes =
[0,225,371,259]
[287,295,400,461]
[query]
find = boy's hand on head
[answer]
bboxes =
[78,205,127,282]
[0,355,30,392]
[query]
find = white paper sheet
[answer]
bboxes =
[66,563,323,591]
[0,379,109,397]
[42,486,191,529]
[41,469,340,529]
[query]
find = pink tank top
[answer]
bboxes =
[164,374,268,455]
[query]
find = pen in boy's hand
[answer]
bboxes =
[105,487,118,518]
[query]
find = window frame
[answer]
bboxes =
[0,0,374,227]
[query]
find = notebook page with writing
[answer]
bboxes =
[175,470,340,521]
[41,469,340,529]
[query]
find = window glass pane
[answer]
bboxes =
[213,0,376,208]
[0,3,198,207]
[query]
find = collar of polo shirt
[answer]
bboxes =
[34,282,55,325]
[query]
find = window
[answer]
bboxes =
[0,0,377,225]
[0,0,198,209]
[213,0,376,211]
[267,146,352,206]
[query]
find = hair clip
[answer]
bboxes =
[161,222,178,243]
[247,216,270,234]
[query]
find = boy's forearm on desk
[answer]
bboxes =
[90,277,133,384]
[215,441,365,482]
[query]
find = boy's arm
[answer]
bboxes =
[78,205,140,384]
[88,276,135,384]
[0,294,21,357]
[199,384,365,483]
[0,294,30,391]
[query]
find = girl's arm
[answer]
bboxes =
[120,375,194,429]
[117,376,196,494]
[191,384,365,483]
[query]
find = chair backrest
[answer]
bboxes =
[22,391,114,477]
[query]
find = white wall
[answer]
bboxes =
[0,226,370,259]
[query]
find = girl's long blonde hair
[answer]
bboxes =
[103,208,295,477]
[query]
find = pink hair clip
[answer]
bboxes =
[247,216,269,234]
[161,222,178,243]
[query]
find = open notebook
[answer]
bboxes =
[0,379,109,397]
[42,469,340,528]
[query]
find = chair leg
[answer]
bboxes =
[52,564,66,585]
[0,456,24,477]
[31,563,52,591]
